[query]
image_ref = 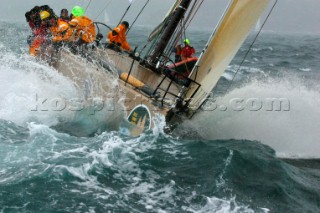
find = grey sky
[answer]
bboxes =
[0,0,319,34]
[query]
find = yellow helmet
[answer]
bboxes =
[40,11,50,20]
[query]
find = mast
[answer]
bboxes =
[148,0,192,65]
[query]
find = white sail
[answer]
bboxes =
[185,0,270,111]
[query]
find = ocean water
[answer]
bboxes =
[0,20,320,212]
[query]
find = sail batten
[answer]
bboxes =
[185,0,270,111]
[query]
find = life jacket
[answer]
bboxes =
[69,16,96,43]
[51,18,73,42]
[107,24,131,51]
[181,45,195,60]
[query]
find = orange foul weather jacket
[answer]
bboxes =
[30,19,72,56]
[108,24,131,51]
[50,18,73,42]
[69,16,96,43]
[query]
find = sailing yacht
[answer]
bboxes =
[50,0,271,136]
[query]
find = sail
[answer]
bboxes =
[185,0,270,111]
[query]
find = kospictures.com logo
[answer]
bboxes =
[200,97,290,112]
[30,94,291,114]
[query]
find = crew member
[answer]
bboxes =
[69,6,96,45]
[60,9,70,22]
[29,10,54,56]
[181,38,195,60]
[107,21,131,52]
[25,6,41,45]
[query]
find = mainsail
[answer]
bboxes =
[185,0,270,111]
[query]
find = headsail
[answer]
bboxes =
[185,0,270,111]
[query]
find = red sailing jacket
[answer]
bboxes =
[181,45,195,60]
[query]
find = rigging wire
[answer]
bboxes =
[185,0,204,29]
[178,0,203,41]
[93,0,113,21]
[127,0,150,34]
[117,2,133,26]
[168,0,203,56]
[94,22,113,31]
[162,0,204,63]
[162,21,184,64]
[173,0,199,44]
[140,12,174,57]
[84,0,93,12]
[225,0,278,93]
[140,0,182,56]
